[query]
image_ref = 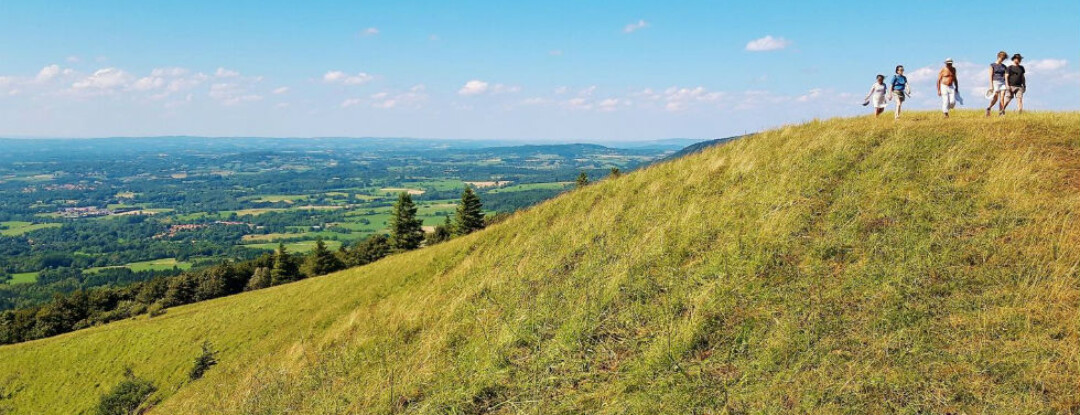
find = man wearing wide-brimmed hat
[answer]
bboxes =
[937,58,959,117]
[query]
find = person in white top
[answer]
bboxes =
[863,75,888,117]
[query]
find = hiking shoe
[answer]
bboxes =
[985,108,991,117]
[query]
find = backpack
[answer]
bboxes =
[890,75,907,91]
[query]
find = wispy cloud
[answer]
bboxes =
[623,19,649,34]
[745,35,790,52]
[323,71,374,85]
[361,27,379,36]
[214,67,240,78]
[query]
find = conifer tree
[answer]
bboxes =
[609,167,621,178]
[269,242,299,285]
[389,193,424,251]
[302,237,345,276]
[454,187,485,236]
[576,171,590,188]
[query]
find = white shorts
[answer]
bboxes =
[992,81,1007,92]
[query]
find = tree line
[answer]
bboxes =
[0,187,492,345]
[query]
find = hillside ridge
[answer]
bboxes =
[1,111,1078,414]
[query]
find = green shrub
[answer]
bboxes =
[96,368,156,415]
[188,341,217,381]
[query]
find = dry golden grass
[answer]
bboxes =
[1,111,1077,414]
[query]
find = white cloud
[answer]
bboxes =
[209,82,262,105]
[796,88,823,102]
[578,85,597,96]
[457,80,519,96]
[36,64,63,82]
[323,71,374,85]
[215,67,240,78]
[341,98,363,108]
[72,68,132,91]
[623,19,649,34]
[554,86,569,95]
[745,35,791,52]
[564,97,592,110]
[362,27,379,36]
[272,86,289,94]
[458,80,489,96]
[597,98,624,112]
[1028,59,1067,72]
[132,76,165,91]
[66,56,81,64]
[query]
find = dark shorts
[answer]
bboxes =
[892,90,906,102]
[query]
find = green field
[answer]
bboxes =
[486,181,571,193]
[4,272,39,284]
[0,221,61,236]
[2,112,1078,414]
[84,258,194,274]
[240,239,343,253]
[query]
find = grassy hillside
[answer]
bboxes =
[2,111,1078,414]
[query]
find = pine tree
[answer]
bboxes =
[576,171,590,188]
[454,187,485,236]
[302,237,345,277]
[269,242,299,285]
[389,193,423,251]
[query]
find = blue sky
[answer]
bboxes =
[1,0,1077,140]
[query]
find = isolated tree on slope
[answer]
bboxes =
[389,193,424,251]
[609,167,621,178]
[302,237,344,276]
[454,187,485,236]
[576,171,589,188]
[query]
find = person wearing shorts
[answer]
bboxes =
[1004,54,1026,113]
[986,51,1008,116]
[938,58,959,117]
[889,65,908,119]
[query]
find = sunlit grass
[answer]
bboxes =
[1,111,1077,414]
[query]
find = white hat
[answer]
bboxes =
[945,58,954,63]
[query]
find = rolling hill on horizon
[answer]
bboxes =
[1,111,1078,414]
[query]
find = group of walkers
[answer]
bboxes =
[864,51,1027,118]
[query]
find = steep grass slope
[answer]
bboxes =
[2,111,1078,414]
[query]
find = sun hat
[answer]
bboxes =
[945,58,954,63]
[984,88,996,100]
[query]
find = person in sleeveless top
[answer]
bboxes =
[986,51,1009,116]
[864,75,888,117]
[888,65,908,119]
[1003,53,1026,114]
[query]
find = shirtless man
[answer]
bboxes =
[937,58,959,118]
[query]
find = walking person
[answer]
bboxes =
[863,75,888,117]
[937,58,960,117]
[1003,53,1026,113]
[889,65,908,119]
[986,51,1009,116]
